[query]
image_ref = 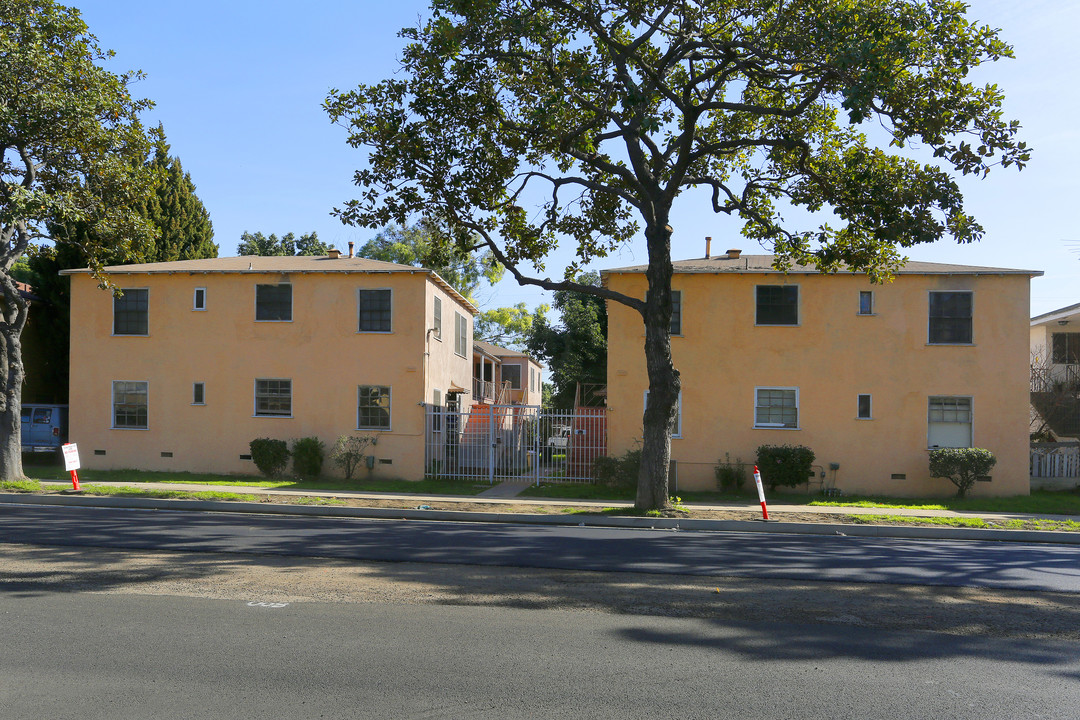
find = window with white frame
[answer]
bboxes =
[113,289,149,335]
[754,387,799,428]
[643,390,682,438]
[433,296,442,340]
[455,312,468,357]
[928,396,972,448]
[255,284,292,321]
[756,285,799,325]
[254,378,292,417]
[432,389,442,431]
[112,381,148,428]
[858,291,873,315]
[670,290,682,335]
[358,288,392,332]
[928,291,972,344]
[358,385,391,430]
[857,393,872,419]
[501,364,522,389]
[192,382,205,405]
[193,287,206,311]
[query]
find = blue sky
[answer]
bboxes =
[74,0,1078,316]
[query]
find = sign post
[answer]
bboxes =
[61,443,81,491]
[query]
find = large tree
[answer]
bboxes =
[326,0,1029,510]
[527,272,607,409]
[237,231,330,257]
[1,0,159,481]
[138,131,217,262]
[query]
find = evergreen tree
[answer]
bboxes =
[237,231,329,256]
[138,132,217,262]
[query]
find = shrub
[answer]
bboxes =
[249,438,290,477]
[714,456,747,492]
[592,448,641,489]
[331,435,373,480]
[929,447,997,498]
[291,437,325,478]
[755,444,816,491]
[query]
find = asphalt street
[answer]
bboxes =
[3,504,1079,593]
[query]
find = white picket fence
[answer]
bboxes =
[1030,444,1080,478]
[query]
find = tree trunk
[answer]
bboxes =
[0,276,28,483]
[635,221,680,511]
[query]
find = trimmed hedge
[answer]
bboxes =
[249,438,290,477]
[929,447,997,498]
[755,444,815,491]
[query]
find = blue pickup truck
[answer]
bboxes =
[20,404,68,454]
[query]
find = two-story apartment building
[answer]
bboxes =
[62,253,478,480]
[472,340,543,406]
[1030,301,1080,439]
[603,250,1040,496]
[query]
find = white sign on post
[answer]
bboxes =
[62,443,80,472]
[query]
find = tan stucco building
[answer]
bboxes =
[63,254,480,480]
[603,251,1040,497]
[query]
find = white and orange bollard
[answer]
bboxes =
[752,465,770,520]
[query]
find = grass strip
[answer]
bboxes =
[848,514,1080,532]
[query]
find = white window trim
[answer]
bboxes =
[112,287,150,337]
[193,287,207,311]
[856,393,872,420]
[643,390,682,438]
[754,284,801,327]
[753,386,800,429]
[927,395,974,449]
[357,384,393,431]
[454,312,469,358]
[432,388,442,432]
[927,290,974,346]
[111,380,149,430]
[253,378,293,418]
[192,382,206,406]
[357,287,394,334]
[254,283,293,323]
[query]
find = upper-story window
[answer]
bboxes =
[669,290,682,335]
[1052,333,1080,364]
[858,291,873,315]
[501,364,522,389]
[455,312,468,357]
[433,296,442,340]
[255,284,292,321]
[113,289,149,335]
[359,289,392,332]
[928,291,972,344]
[756,285,798,325]
[193,287,207,311]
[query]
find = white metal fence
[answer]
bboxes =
[1030,443,1080,478]
[425,404,607,484]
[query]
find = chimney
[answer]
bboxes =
[328,248,341,259]
[348,241,355,258]
[705,236,712,259]
[727,248,742,259]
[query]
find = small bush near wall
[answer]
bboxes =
[249,438,290,477]
[929,447,997,498]
[331,435,373,480]
[755,444,816,491]
[592,448,641,489]
[715,455,747,492]
[292,437,325,478]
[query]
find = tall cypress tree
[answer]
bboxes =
[138,131,217,262]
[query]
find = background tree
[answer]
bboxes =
[1,0,160,481]
[327,0,1029,509]
[357,218,503,304]
[22,128,216,405]
[237,231,329,256]
[527,272,607,409]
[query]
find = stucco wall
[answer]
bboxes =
[606,270,1033,496]
[69,269,473,480]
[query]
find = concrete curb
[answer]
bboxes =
[3,492,1079,545]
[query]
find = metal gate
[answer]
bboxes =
[424,404,607,484]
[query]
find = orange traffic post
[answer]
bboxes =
[69,469,80,491]
[752,465,770,520]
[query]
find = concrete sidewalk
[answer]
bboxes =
[27,478,1080,535]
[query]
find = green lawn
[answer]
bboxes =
[22,464,489,496]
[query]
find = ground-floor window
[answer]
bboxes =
[643,390,682,438]
[255,378,292,417]
[755,387,798,429]
[358,385,392,430]
[112,381,148,429]
[927,396,972,448]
